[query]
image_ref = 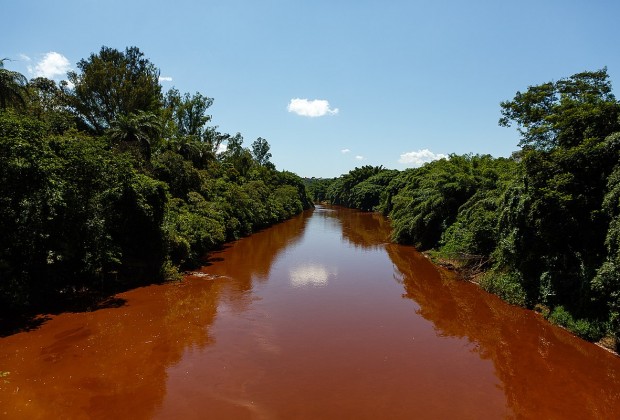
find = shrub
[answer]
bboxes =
[479,271,527,307]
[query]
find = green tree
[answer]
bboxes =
[499,68,620,150]
[495,69,620,322]
[0,59,28,110]
[163,88,213,141]
[27,77,74,134]
[251,137,272,167]
[388,156,479,249]
[107,111,162,161]
[159,88,220,169]
[220,133,254,178]
[65,46,162,133]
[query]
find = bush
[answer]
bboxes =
[479,271,527,307]
[547,305,606,341]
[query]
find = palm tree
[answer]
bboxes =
[107,111,162,161]
[0,58,28,110]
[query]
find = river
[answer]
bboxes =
[1,206,619,419]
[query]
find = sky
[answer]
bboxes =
[4,0,620,178]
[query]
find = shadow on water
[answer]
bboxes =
[0,314,52,338]
[386,242,620,419]
[0,210,312,419]
[0,211,312,337]
[0,293,129,338]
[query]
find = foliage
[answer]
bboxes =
[322,165,389,209]
[439,157,517,258]
[0,112,167,310]
[388,155,499,250]
[547,306,606,341]
[305,177,334,203]
[0,47,311,318]
[65,46,163,133]
[499,68,620,150]
[479,271,527,307]
[251,137,273,167]
[26,77,74,134]
[163,88,213,141]
[0,58,28,110]
[107,111,162,161]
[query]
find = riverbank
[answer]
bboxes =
[424,250,619,355]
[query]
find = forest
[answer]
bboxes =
[0,46,312,320]
[307,68,620,349]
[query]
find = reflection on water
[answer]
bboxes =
[1,205,620,419]
[387,237,620,419]
[289,263,335,287]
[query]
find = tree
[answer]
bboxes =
[160,88,219,168]
[27,77,74,134]
[107,111,162,161]
[164,88,213,140]
[495,69,620,319]
[65,46,162,133]
[0,58,28,110]
[251,137,272,166]
[499,68,620,150]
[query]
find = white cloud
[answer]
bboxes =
[341,148,350,154]
[287,98,339,117]
[398,149,448,167]
[159,76,173,82]
[355,155,364,160]
[19,53,31,62]
[31,52,71,79]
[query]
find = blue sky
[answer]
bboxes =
[5,0,620,177]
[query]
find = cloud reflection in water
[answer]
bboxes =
[289,263,336,288]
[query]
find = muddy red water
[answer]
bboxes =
[1,206,620,419]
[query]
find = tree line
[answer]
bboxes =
[307,68,620,349]
[0,47,312,318]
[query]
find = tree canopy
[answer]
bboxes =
[499,68,620,150]
[0,58,28,110]
[65,46,163,133]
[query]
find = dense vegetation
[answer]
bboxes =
[0,47,311,318]
[308,69,620,348]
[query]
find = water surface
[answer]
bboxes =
[1,206,619,419]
